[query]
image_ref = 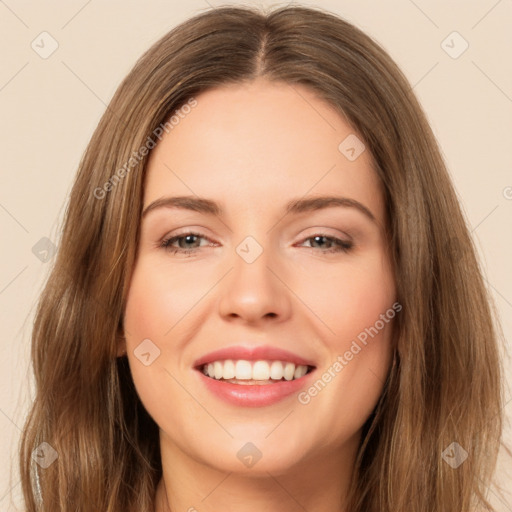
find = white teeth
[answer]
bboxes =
[283,362,295,381]
[252,361,270,380]
[214,361,223,380]
[235,360,252,380]
[294,364,308,379]
[270,360,284,380]
[223,359,235,379]
[201,359,310,382]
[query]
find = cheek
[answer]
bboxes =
[296,251,396,416]
[122,263,174,403]
[122,263,192,434]
[123,258,206,340]
[299,252,396,428]
[122,257,217,415]
[298,251,396,349]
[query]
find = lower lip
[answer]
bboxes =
[196,369,316,407]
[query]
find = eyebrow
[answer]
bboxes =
[141,195,377,223]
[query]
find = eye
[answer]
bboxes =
[298,234,353,254]
[159,232,353,256]
[160,231,215,256]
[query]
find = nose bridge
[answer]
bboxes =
[217,233,291,322]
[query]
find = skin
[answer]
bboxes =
[120,77,397,512]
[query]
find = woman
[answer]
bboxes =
[19,5,506,511]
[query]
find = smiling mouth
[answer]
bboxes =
[198,359,315,384]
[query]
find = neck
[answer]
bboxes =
[155,431,360,512]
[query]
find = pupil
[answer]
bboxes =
[183,235,197,248]
[314,236,327,247]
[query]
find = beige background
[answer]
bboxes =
[1,0,511,510]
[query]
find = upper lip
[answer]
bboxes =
[193,345,317,369]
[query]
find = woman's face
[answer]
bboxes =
[122,78,397,475]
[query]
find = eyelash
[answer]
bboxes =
[159,231,354,256]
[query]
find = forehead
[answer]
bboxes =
[143,79,384,223]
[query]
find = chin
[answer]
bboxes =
[186,428,312,476]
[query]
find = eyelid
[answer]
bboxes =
[159,225,352,245]
[159,226,217,242]
[295,225,353,242]
[159,229,355,256]
[159,230,217,249]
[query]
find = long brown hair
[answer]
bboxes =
[19,5,506,511]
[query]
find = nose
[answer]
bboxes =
[218,244,292,325]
